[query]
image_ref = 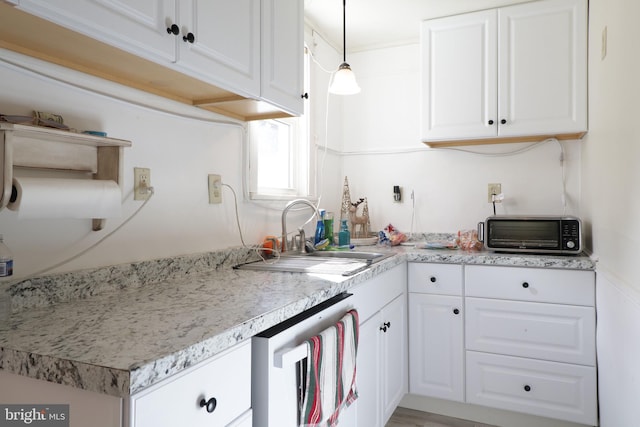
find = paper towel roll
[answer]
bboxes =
[8,177,122,219]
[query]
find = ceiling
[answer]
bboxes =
[304,0,533,53]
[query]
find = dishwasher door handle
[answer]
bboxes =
[274,342,309,368]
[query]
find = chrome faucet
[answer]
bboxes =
[281,199,319,253]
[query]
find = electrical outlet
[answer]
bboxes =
[208,174,222,204]
[488,183,502,203]
[134,167,151,201]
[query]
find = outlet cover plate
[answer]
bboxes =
[134,167,151,201]
[208,174,222,204]
[488,183,501,203]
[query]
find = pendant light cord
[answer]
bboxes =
[342,0,347,62]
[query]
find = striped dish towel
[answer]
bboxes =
[300,309,359,427]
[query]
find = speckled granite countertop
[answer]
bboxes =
[0,243,595,399]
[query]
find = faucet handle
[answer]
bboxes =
[297,228,307,254]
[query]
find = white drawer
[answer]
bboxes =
[465,265,594,306]
[130,340,251,427]
[408,263,463,296]
[352,263,406,323]
[466,297,595,365]
[466,351,597,425]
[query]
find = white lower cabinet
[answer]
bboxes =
[408,263,464,402]
[352,264,408,427]
[130,340,252,427]
[0,370,123,427]
[408,263,597,426]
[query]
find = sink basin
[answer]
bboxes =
[305,251,392,261]
[233,251,393,276]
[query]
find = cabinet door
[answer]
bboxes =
[18,0,177,62]
[497,0,587,136]
[409,294,464,401]
[356,312,383,427]
[0,370,123,427]
[177,0,260,98]
[420,10,497,141]
[261,0,304,115]
[381,294,408,424]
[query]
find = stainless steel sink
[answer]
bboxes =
[305,251,391,261]
[233,251,393,276]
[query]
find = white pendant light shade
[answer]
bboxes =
[329,62,361,95]
[329,0,360,95]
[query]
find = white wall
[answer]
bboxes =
[337,44,582,234]
[0,50,285,278]
[582,0,640,425]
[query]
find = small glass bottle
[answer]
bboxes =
[0,235,13,278]
[314,209,326,245]
[323,211,335,245]
[338,220,351,247]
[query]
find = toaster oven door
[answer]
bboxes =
[486,219,561,251]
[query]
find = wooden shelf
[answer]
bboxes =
[0,123,131,231]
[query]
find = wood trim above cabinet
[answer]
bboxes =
[423,131,586,148]
[0,3,293,122]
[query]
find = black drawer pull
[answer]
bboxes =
[200,397,217,413]
[524,385,531,392]
[453,308,460,315]
[522,282,529,289]
[488,119,494,125]
[429,276,436,283]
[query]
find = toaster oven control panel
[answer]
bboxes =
[561,219,581,251]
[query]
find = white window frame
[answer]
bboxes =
[246,45,313,201]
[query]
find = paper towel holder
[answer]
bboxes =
[0,123,131,231]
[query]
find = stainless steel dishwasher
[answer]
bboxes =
[252,293,358,427]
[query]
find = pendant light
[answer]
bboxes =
[329,0,361,95]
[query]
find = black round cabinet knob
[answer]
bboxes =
[522,282,529,288]
[200,397,217,413]
[183,32,195,43]
[166,24,179,35]
[524,385,531,392]
[453,308,460,315]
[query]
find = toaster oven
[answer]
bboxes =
[478,215,582,254]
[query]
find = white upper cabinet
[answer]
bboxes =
[178,0,260,98]
[421,0,587,146]
[421,10,497,142]
[260,0,304,115]
[498,0,587,138]
[7,0,303,120]
[18,0,177,62]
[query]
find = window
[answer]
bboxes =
[247,46,312,200]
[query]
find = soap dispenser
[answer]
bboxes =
[338,219,351,247]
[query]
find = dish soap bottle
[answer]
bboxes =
[338,219,351,247]
[0,235,13,278]
[314,209,326,245]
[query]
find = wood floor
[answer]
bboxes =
[386,407,497,427]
